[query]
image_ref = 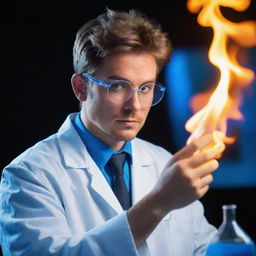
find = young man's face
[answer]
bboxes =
[81,51,158,151]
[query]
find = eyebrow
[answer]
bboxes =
[107,75,156,84]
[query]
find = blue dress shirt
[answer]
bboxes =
[72,114,132,193]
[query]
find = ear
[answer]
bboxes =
[71,74,87,101]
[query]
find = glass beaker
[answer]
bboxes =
[206,204,256,256]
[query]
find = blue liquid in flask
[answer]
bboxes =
[206,242,256,256]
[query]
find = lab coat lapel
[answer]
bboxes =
[131,139,156,205]
[57,113,123,214]
[87,155,124,213]
[89,138,157,214]
[130,139,158,256]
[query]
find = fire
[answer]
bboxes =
[186,0,256,148]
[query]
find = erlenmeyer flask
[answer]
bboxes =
[206,204,255,256]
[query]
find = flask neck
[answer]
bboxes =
[210,204,254,245]
[223,205,237,223]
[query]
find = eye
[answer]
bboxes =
[109,81,128,92]
[140,83,154,94]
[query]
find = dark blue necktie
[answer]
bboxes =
[108,153,131,210]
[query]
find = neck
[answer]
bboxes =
[80,112,126,152]
[110,141,126,152]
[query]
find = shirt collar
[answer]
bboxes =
[72,114,132,169]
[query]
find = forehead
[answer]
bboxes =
[95,51,158,82]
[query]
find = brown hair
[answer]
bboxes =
[73,8,172,75]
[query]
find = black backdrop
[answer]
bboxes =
[1,0,256,254]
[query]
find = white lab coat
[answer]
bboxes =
[0,113,216,256]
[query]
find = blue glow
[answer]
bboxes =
[165,48,193,148]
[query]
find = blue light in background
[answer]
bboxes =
[164,47,256,188]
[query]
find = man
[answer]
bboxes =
[0,8,224,255]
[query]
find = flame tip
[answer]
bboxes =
[186,0,255,151]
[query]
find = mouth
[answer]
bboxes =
[116,120,140,127]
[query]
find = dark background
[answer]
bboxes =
[1,0,256,253]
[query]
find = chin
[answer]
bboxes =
[114,131,138,142]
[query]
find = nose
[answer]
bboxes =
[123,90,142,112]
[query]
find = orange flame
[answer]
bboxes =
[186,0,256,147]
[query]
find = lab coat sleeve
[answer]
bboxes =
[0,164,138,256]
[192,200,217,255]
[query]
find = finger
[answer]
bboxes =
[195,159,219,177]
[215,152,223,160]
[198,185,210,198]
[198,132,226,156]
[199,174,214,188]
[189,143,223,168]
[171,133,215,163]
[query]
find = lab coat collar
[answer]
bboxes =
[57,113,152,169]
